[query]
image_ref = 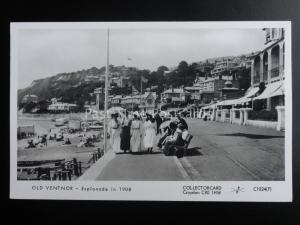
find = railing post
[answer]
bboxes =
[238,109,244,125]
[78,161,82,175]
[68,170,72,180]
[62,171,67,180]
[276,106,285,131]
[58,171,62,180]
[73,158,79,176]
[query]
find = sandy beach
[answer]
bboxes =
[17,113,104,179]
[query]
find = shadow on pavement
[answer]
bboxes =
[117,151,163,155]
[217,132,284,139]
[185,147,202,156]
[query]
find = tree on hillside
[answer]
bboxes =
[129,69,151,92]
[164,61,198,88]
[37,100,50,113]
[157,66,169,75]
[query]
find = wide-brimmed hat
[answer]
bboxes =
[133,111,140,117]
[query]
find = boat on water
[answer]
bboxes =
[55,118,69,126]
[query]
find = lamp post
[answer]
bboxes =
[103,29,110,153]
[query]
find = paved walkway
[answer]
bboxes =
[180,119,284,181]
[96,152,188,181]
[79,118,285,181]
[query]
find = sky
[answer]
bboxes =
[16,28,266,89]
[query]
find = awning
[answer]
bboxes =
[244,87,260,98]
[202,103,217,109]
[269,82,284,98]
[254,82,283,100]
[217,87,259,106]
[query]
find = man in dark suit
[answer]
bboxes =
[176,115,188,130]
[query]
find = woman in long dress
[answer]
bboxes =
[143,114,157,153]
[130,114,142,153]
[120,112,131,153]
[108,113,121,154]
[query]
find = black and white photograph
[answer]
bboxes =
[10,22,292,201]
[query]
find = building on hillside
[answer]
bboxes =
[210,59,240,77]
[121,95,141,111]
[238,58,252,69]
[197,76,239,94]
[186,74,240,106]
[219,80,242,100]
[47,102,77,113]
[196,61,214,74]
[139,92,157,114]
[184,86,202,101]
[110,95,123,107]
[161,88,191,105]
[22,94,38,104]
[110,76,132,88]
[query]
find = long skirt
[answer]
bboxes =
[120,126,131,151]
[143,128,156,148]
[130,129,141,152]
[110,129,121,153]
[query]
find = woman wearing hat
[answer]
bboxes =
[108,113,122,154]
[130,113,142,153]
[120,111,132,153]
[143,114,156,153]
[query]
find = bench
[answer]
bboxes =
[174,134,193,158]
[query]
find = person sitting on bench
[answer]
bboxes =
[163,123,189,153]
[157,120,178,149]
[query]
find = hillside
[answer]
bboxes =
[18,67,107,104]
[18,53,253,108]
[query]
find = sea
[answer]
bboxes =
[18,112,86,135]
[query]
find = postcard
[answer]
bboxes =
[10,22,292,201]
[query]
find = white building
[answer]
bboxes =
[210,59,239,77]
[47,102,77,112]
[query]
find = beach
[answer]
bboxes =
[17,112,104,179]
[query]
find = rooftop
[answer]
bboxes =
[162,88,190,94]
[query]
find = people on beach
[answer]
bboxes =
[143,114,156,153]
[64,138,71,145]
[108,113,122,154]
[25,139,36,149]
[120,111,132,153]
[77,139,85,147]
[130,113,142,153]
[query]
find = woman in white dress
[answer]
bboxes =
[143,114,157,153]
[130,114,142,153]
[108,113,121,154]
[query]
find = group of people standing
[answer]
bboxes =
[108,111,189,155]
[108,111,159,154]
